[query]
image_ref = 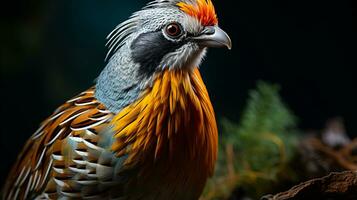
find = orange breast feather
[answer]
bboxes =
[111,68,218,198]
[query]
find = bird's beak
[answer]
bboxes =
[193,26,232,50]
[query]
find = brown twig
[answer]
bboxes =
[308,138,357,170]
[339,138,357,157]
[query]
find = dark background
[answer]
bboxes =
[1,0,356,186]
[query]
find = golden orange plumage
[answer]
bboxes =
[177,0,218,26]
[111,69,218,195]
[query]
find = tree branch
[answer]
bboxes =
[261,171,357,200]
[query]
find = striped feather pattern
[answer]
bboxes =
[2,88,114,200]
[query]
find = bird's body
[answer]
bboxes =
[2,0,231,199]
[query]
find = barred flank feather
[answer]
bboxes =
[3,88,114,200]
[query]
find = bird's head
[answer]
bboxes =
[97,0,231,112]
[106,0,231,78]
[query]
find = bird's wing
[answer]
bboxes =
[2,88,114,200]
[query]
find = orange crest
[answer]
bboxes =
[177,0,218,26]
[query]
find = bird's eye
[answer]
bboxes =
[165,23,183,38]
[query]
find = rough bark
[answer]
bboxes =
[262,171,357,200]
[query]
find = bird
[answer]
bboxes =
[2,0,231,199]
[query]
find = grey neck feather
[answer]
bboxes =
[95,43,148,114]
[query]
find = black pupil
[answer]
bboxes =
[167,24,180,36]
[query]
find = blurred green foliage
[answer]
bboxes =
[203,82,300,200]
